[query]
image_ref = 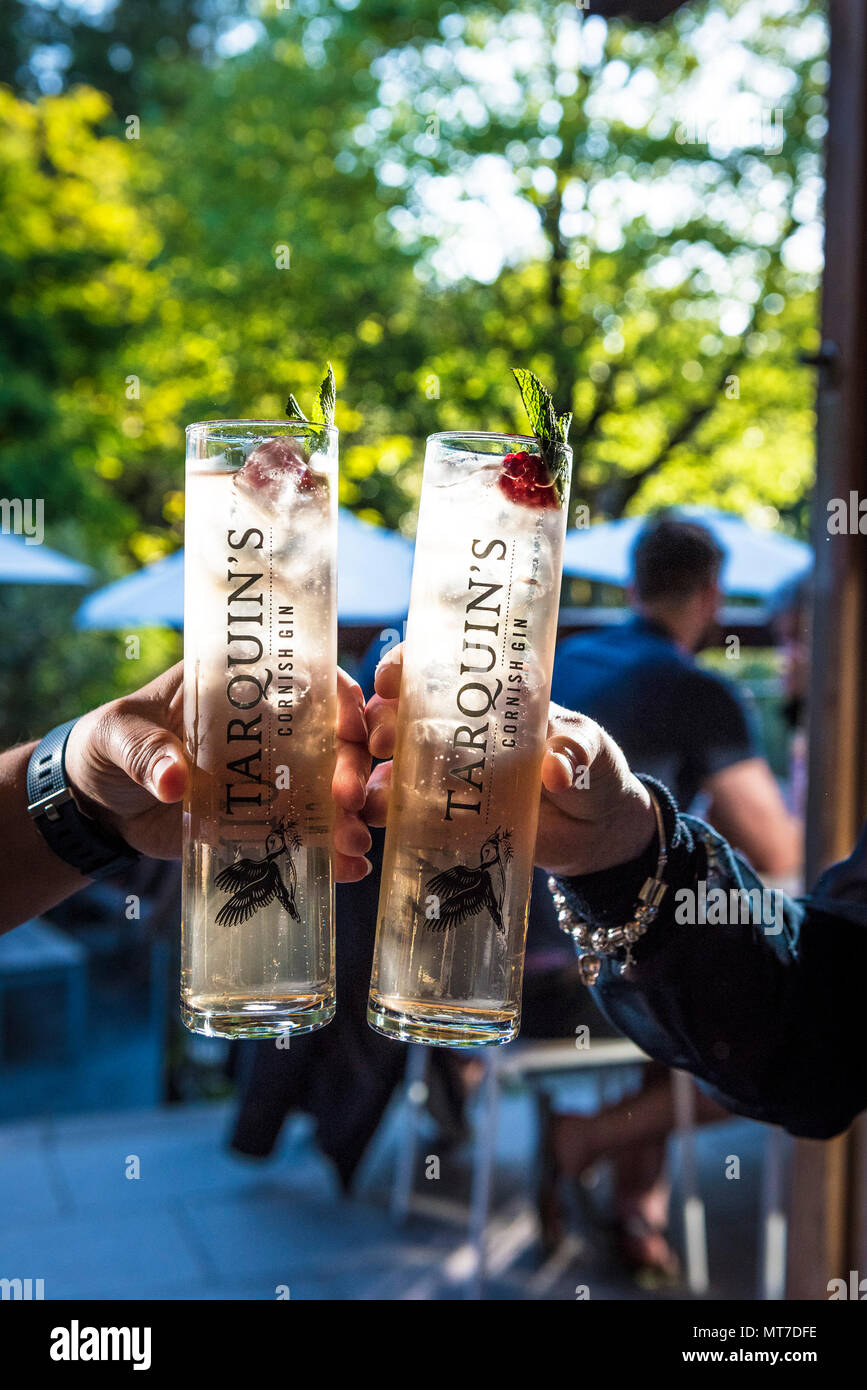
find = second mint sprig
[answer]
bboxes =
[498,368,572,509]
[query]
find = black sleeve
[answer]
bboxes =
[686,670,762,783]
[554,782,867,1139]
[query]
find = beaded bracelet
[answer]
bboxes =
[548,787,668,986]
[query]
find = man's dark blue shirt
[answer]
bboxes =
[551,615,760,809]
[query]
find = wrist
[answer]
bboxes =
[604,776,656,869]
[63,716,110,823]
[554,777,681,927]
[26,719,139,882]
[551,781,671,981]
[556,777,656,879]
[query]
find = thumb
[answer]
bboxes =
[540,709,603,803]
[102,713,188,803]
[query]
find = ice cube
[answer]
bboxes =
[233,438,326,517]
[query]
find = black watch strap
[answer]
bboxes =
[26,719,140,881]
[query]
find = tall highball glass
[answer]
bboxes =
[368,430,572,1046]
[181,420,337,1038]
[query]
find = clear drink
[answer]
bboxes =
[368,430,572,1046]
[181,420,337,1037]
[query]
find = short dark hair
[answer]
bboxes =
[631,513,724,603]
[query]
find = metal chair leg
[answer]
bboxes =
[757,1125,790,1300]
[391,1045,429,1223]
[672,1068,709,1294]
[466,1049,502,1299]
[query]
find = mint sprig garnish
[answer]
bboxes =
[310,362,336,428]
[512,367,572,506]
[284,363,336,450]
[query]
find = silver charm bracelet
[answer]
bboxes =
[548,786,668,986]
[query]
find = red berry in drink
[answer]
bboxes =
[497,451,558,509]
[236,438,318,503]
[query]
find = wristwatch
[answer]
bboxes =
[26,719,140,881]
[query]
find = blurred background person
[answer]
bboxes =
[554,513,801,874]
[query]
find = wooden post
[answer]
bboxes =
[787,0,867,1300]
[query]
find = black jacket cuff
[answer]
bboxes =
[553,777,690,931]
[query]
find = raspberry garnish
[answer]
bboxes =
[497,451,559,509]
[235,438,318,502]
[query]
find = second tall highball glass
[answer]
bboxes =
[368,430,573,1046]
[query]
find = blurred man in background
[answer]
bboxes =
[553,513,801,873]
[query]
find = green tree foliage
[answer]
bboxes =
[1,0,824,556]
[122,14,440,546]
[370,0,824,526]
[0,82,175,744]
[0,84,166,556]
[0,0,242,106]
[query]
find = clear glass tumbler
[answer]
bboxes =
[368,430,572,1046]
[181,420,337,1037]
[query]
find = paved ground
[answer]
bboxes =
[0,1080,774,1301]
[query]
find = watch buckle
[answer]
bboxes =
[28,787,74,822]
